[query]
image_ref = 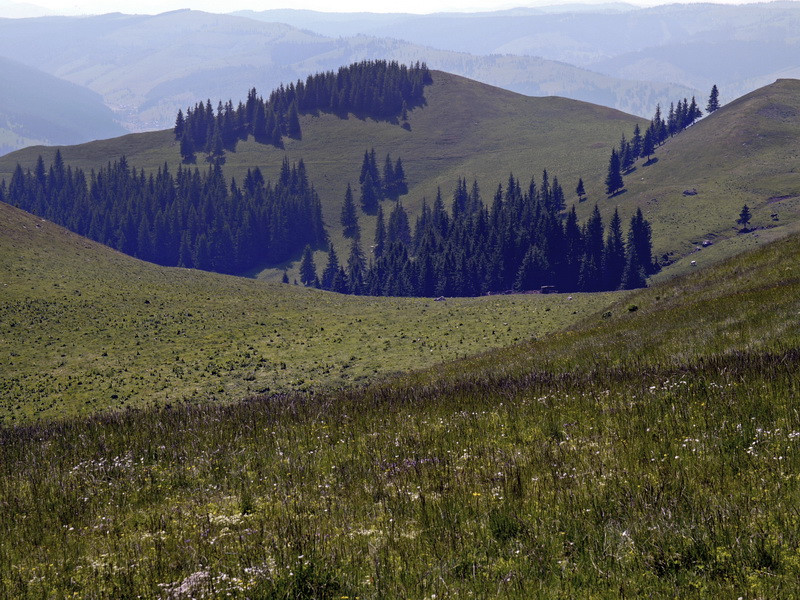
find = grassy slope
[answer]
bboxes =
[3,75,800,283]
[594,78,800,279]
[0,71,644,280]
[0,200,618,424]
[2,209,799,597]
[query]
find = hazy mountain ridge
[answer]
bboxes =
[0,10,695,134]
[0,55,124,155]
[240,3,800,102]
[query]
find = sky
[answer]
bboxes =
[2,0,763,17]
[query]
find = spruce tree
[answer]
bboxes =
[576,178,586,202]
[394,157,407,195]
[360,171,379,214]
[180,131,195,164]
[603,208,625,290]
[287,101,302,139]
[707,84,720,113]
[605,148,624,196]
[387,202,411,247]
[340,183,360,239]
[373,205,386,258]
[321,246,340,290]
[737,204,751,230]
[346,237,366,294]
[631,123,643,158]
[299,245,317,287]
[641,128,655,162]
[383,154,395,198]
[174,109,185,139]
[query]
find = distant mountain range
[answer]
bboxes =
[238,3,800,102]
[0,3,797,151]
[0,9,695,135]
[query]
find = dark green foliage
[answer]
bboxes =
[360,170,379,214]
[299,245,318,287]
[641,128,655,161]
[4,155,326,275]
[346,237,366,294]
[707,84,721,113]
[373,204,386,259]
[174,61,432,162]
[603,208,625,290]
[387,202,411,247]
[620,208,654,289]
[340,183,360,239]
[321,246,340,291]
[738,204,751,230]
[576,177,586,201]
[356,173,654,297]
[605,148,624,195]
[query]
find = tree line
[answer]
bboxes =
[606,86,721,196]
[1,152,326,274]
[303,171,655,297]
[174,60,432,163]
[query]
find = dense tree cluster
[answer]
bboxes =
[174,60,432,163]
[2,152,326,274]
[310,172,655,297]
[608,95,706,195]
[358,148,408,212]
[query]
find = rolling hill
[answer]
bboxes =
[3,72,800,283]
[0,70,647,281]
[0,199,619,424]
[592,77,800,280]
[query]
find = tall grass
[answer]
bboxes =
[1,347,799,598]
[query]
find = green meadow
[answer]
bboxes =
[2,214,799,598]
[0,201,616,424]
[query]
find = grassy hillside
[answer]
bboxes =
[0,200,618,424]
[3,74,798,281]
[589,78,800,279]
[2,204,799,597]
[0,70,645,280]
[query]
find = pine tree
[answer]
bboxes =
[373,205,386,258]
[360,171,379,214]
[387,202,411,247]
[631,123,643,158]
[603,208,625,290]
[394,157,407,195]
[707,84,720,113]
[340,183,360,239]
[641,127,655,162]
[383,154,395,198]
[174,109,185,139]
[737,204,751,230]
[620,244,646,289]
[180,131,195,163]
[605,148,624,196]
[299,245,317,287]
[346,237,366,294]
[287,101,302,139]
[576,178,586,202]
[688,96,702,125]
[321,246,340,290]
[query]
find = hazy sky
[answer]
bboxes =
[11,0,760,16]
